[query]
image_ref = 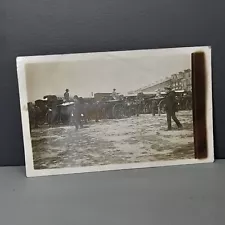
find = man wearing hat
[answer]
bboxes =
[64,89,70,102]
[164,86,182,130]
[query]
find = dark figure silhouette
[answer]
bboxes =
[164,87,182,130]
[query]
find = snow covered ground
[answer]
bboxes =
[31,111,194,170]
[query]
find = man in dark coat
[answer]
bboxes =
[43,95,59,125]
[164,87,182,130]
[72,95,83,130]
[79,97,88,124]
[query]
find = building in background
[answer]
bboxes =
[128,69,192,94]
[171,69,192,91]
[128,77,172,94]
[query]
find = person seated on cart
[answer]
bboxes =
[64,89,70,102]
[111,88,120,100]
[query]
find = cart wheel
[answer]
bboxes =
[112,103,125,119]
[159,100,166,114]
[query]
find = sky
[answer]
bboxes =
[25,52,191,102]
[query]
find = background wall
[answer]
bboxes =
[0,0,224,166]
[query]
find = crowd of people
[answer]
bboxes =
[62,87,183,131]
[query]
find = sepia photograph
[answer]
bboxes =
[17,47,214,177]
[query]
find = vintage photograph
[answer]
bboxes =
[17,47,214,177]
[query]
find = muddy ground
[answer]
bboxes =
[31,110,194,169]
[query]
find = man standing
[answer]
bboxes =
[164,87,182,130]
[64,89,70,102]
[72,95,83,130]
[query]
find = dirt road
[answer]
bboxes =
[31,111,194,169]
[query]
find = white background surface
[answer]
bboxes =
[0,160,224,225]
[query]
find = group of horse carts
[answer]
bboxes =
[27,90,192,130]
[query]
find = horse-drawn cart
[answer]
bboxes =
[138,90,192,115]
[101,99,127,119]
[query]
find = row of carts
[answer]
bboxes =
[28,90,192,128]
[99,90,192,119]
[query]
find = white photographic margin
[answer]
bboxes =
[16,46,214,177]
